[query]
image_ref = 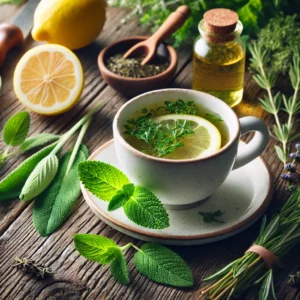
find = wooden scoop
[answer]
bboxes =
[123,5,190,66]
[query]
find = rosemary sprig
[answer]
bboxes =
[249,44,300,167]
[12,257,54,279]
[197,188,300,299]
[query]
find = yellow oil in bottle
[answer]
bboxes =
[193,41,245,107]
[193,9,246,107]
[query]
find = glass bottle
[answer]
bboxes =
[193,8,245,107]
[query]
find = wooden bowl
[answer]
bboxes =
[97,36,178,98]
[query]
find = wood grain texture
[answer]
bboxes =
[0,4,300,300]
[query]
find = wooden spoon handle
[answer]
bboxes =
[0,23,24,67]
[151,5,190,44]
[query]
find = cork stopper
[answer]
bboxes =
[203,8,238,34]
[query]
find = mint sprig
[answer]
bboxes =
[74,234,193,287]
[78,161,170,229]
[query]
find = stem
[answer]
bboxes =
[199,271,233,295]
[287,84,299,132]
[3,146,10,156]
[258,62,287,164]
[50,105,101,155]
[65,118,92,175]
[120,243,141,252]
[214,278,238,300]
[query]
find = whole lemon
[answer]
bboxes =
[32,0,106,50]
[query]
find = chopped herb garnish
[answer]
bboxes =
[199,210,224,224]
[205,113,223,123]
[124,116,194,157]
[163,99,199,115]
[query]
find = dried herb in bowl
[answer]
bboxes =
[106,53,169,78]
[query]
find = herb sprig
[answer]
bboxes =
[197,188,300,299]
[78,161,170,229]
[12,257,53,279]
[74,234,194,287]
[249,44,300,175]
[199,210,224,224]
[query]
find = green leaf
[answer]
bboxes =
[20,153,59,201]
[108,183,135,211]
[110,249,129,284]
[259,269,274,300]
[78,161,130,201]
[274,146,285,163]
[33,145,88,236]
[123,186,169,229]
[2,111,30,146]
[74,234,120,265]
[134,243,194,287]
[20,133,60,153]
[0,0,24,3]
[0,143,56,201]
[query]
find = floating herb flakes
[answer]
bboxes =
[106,54,169,78]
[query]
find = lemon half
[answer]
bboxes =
[153,114,221,159]
[14,44,84,116]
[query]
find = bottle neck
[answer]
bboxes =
[198,20,243,43]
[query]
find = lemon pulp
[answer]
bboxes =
[13,44,84,115]
[153,114,221,159]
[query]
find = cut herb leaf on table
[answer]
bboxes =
[74,234,194,287]
[78,161,170,229]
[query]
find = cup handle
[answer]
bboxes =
[232,116,269,170]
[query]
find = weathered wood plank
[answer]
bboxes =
[0,4,299,300]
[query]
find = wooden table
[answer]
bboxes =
[0,4,299,300]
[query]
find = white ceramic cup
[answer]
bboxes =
[113,89,269,209]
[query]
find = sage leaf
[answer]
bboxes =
[110,249,129,284]
[74,234,120,265]
[33,146,88,236]
[3,111,30,146]
[0,143,56,201]
[20,153,59,201]
[134,243,194,287]
[78,161,130,201]
[21,133,60,153]
[108,183,135,211]
[123,186,169,229]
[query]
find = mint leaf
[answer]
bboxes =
[33,145,88,236]
[110,249,129,284]
[0,143,56,201]
[134,243,194,287]
[21,133,60,153]
[78,161,130,201]
[74,234,120,264]
[108,183,135,211]
[3,111,30,146]
[123,186,169,229]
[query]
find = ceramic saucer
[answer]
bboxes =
[81,139,272,246]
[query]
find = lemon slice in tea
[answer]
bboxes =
[153,114,221,159]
